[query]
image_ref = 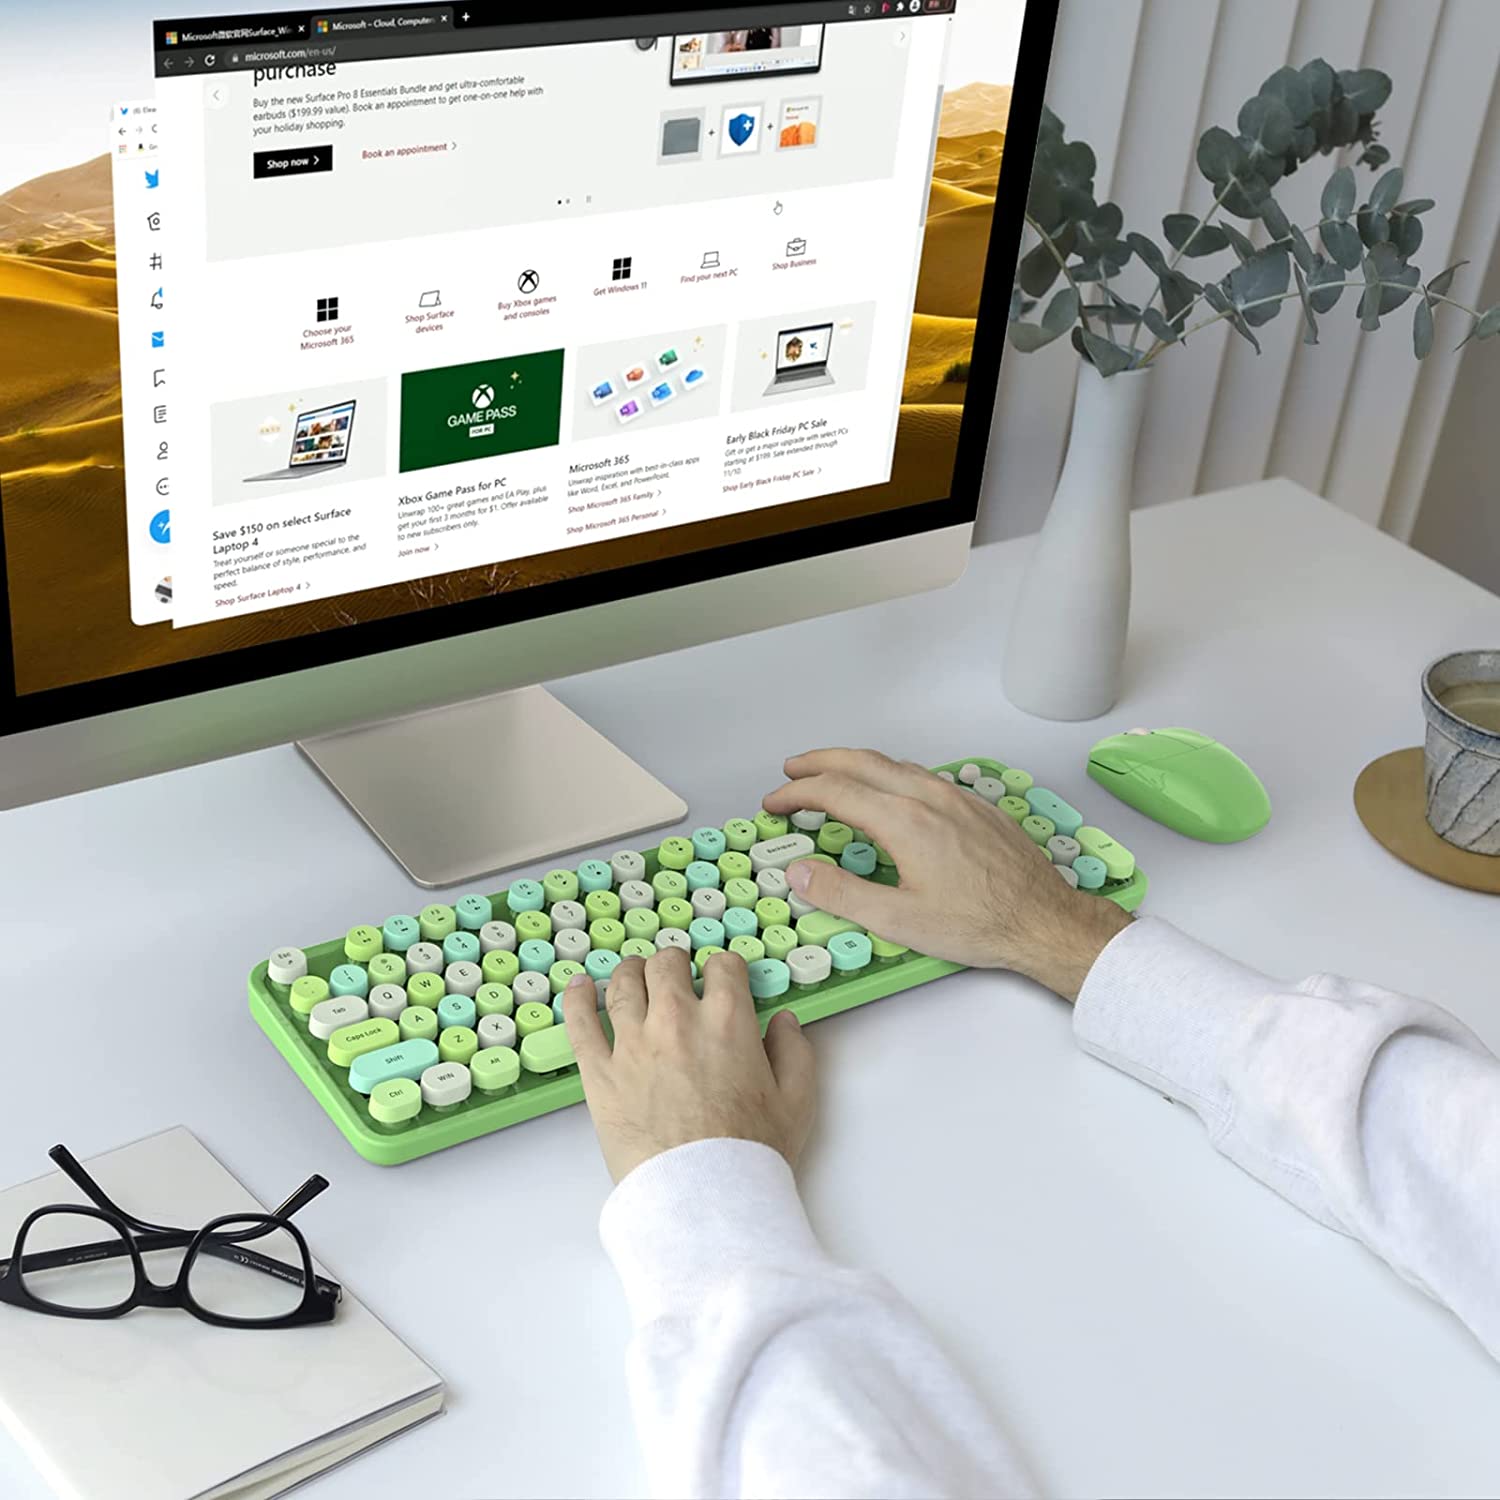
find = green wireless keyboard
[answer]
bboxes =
[248,757,1147,1165]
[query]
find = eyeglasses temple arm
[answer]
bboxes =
[270,1175,329,1221]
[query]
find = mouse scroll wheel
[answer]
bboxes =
[1125,727,1152,736]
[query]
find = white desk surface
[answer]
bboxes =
[3,478,1499,1499]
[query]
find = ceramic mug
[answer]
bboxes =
[1422,650,1500,855]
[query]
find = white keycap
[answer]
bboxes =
[550,901,587,933]
[611,850,647,885]
[444,961,482,998]
[477,1013,517,1050]
[594,979,610,1009]
[267,947,308,986]
[958,762,981,785]
[309,996,368,1040]
[512,971,551,1006]
[1056,865,1080,888]
[788,891,818,922]
[749,832,816,874]
[554,929,591,964]
[368,983,408,1021]
[405,941,444,975]
[787,945,832,986]
[479,921,517,954]
[790,809,827,832]
[756,868,790,901]
[655,927,691,954]
[618,881,655,913]
[937,770,956,783]
[691,888,727,921]
[972,776,1005,804]
[1046,836,1081,867]
[420,1062,472,1108]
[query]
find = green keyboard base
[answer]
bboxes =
[248,758,1147,1165]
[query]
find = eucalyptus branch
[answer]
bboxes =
[1129,176,1238,354]
[1024,212,1095,329]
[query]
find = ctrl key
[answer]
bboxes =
[368,1078,421,1126]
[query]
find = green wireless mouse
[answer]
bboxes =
[1086,727,1271,843]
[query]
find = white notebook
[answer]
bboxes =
[0,1127,444,1500]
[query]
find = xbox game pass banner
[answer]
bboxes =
[399,353,564,473]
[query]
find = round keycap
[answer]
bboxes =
[722,906,759,941]
[762,924,798,961]
[577,860,613,893]
[444,961,482,998]
[755,897,791,931]
[621,938,656,960]
[937,770,956,783]
[691,826,727,862]
[1021,815,1056,846]
[438,1025,478,1066]
[515,910,553,943]
[515,1001,553,1038]
[512,971,550,1006]
[999,796,1030,821]
[958,762,981,785]
[368,982,408,1020]
[518,939,556,974]
[543,868,580,906]
[471,1045,520,1093]
[422,1060,472,1106]
[437,993,477,1031]
[588,918,624,953]
[840,842,878,876]
[656,897,692,931]
[368,952,406,987]
[722,817,757,851]
[652,869,688,902]
[875,844,897,868]
[624,906,662,942]
[584,890,622,925]
[688,917,726,952]
[1047,835,1081,866]
[685,860,720,893]
[655,927,691,954]
[971,777,1006,805]
[479,920,517,954]
[443,931,481,967]
[756,868,790,901]
[828,932,873,973]
[728,935,765,964]
[405,941,444,976]
[482,949,520,988]
[1000,767,1034,796]
[290,975,330,1015]
[554,928,591,964]
[691,887,728,922]
[399,1005,439,1042]
[1072,855,1107,890]
[751,810,788,842]
[1056,865,1080,889]
[747,958,791,1001]
[477,1013,518,1051]
[268,947,309,986]
[541,959,582,996]
[790,809,827,832]
[610,850,647,885]
[475,982,514,1018]
[368,1077,421,1125]
[869,933,910,959]
[542,905,582,939]
[787,944,832,986]
[585,951,623,986]
[617,882,654,914]
[419,904,457,944]
[717,851,753,883]
[723,877,758,909]
[507,879,545,914]
[327,963,368,1000]
[407,971,445,1007]
[382,915,419,952]
[816,821,854,856]
[344,926,382,964]
[309,996,367,1041]
[657,837,694,871]
[455,893,493,931]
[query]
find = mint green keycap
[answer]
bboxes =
[399,1005,439,1042]
[747,957,791,1001]
[589,918,625,953]
[419,904,457,944]
[520,1024,576,1074]
[1026,788,1083,838]
[584,889,622,923]
[382,915,419,952]
[657,837,694,871]
[437,993,477,1031]
[515,1001,553,1038]
[723,818,757,852]
[329,964,369,999]
[1000,767,1033,797]
[729,935,765,964]
[1022,815,1056,846]
[762,923,798,961]
[652,869,687,902]
[549,960,585,995]
[724,877,758,909]
[723,906,758,941]
[577,860,612,893]
[476,982,514,1018]
[327,1016,399,1068]
[585,948,622,982]
[455,894,493,931]
[657,898,692,931]
[507,879,545,913]
[828,932,873,973]
[443,931,480,967]
[515,909,552,943]
[482,949,519,988]
[543,869,580,905]
[689,917,726,951]
[755,897,791,931]
[519,939,555,973]
[344,925,383,964]
[368,1077,422,1125]
[685,861,720,892]
[367,952,406,986]
[1076,826,1135,880]
[471,1046,520,1093]
[439,1025,478,1066]
[406,972,445,1008]
[796,910,864,948]
[816,821,854,856]
[1072,855,1107,890]
[624,907,661,942]
[753,810,789,841]
[351,1038,438,1093]
[718,851,752,883]
[692,827,727,862]
[290,975,329,1015]
[840,843,878,876]
[621,938,656,960]
[999,796,1029,821]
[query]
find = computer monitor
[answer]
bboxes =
[0,0,1056,884]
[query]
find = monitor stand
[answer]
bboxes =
[296,685,687,889]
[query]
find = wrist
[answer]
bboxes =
[1017,896,1133,1001]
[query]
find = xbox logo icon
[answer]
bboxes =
[472,383,495,409]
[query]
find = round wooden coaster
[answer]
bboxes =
[1354,747,1500,895]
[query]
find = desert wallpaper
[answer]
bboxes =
[1,79,1009,698]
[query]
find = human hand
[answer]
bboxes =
[762,748,1132,1001]
[562,948,816,1185]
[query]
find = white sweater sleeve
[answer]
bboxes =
[1074,916,1500,1360]
[599,1137,1034,1500]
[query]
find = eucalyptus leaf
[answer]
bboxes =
[1071,325,1090,362]
[1357,208,1390,248]
[1300,59,1336,111]
[1054,139,1097,193]
[1008,287,1024,322]
[1026,171,1061,227]
[1476,305,1500,339]
[1360,143,1392,169]
[1368,166,1404,216]
[1041,286,1079,338]
[1292,264,1320,345]
[1426,260,1468,298]
[1322,165,1356,221]
[1259,196,1292,242]
[1196,126,1248,184]
[1126,231,1169,278]
[1338,68,1392,115]
[1008,320,1057,353]
[1307,256,1347,313]
[1142,307,1179,345]
[1162,213,1229,257]
[1039,104,1065,141]
[1222,222,1257,263]
[1288,224,1316,273]
[1160,269,1202,327]
[1018,231,1071,298]
[1395,198,1435,216]
[1238,95,1296,160]
[1225,246,1290,327]
[1088,303,1144,325]
[1221,170,1272,220]
[1079,328,1135,376]
[1390,210,1423,259]
[1359,257,1383,332]
[1321,218,1363,270]
[1367,241,1419,313]
[1259,66,1315,126]
[1412,295,1434,360]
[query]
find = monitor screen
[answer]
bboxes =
[0,0,1038,720]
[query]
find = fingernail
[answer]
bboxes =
[786,860,812,893]
[566,973,592,991]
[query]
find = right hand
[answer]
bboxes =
[762,748,1132,1002]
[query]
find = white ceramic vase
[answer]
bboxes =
[1002,361,1149,721]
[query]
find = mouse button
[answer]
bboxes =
[1155,727,1217,749]
[1126,763,1169,793]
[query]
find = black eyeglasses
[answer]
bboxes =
[0,1145,341,1329]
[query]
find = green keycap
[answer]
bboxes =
[717,851,752,883]
[816,821,854,856]
[722,818,757,852]
[624,907,661,942]
[482,949,520,988]
[762,924,798,961]
[515,1001,554,1038]
[1022,815,1056,846]
[543,868,579,905]
[621,938,656,960]
[367,952,406,986]
[584,889,622,923]
[399,1005,439,1042]
[471,1045,520,1093]
[327,1017,399,1068]
[476,982,514,1017]
[753,811,790,841]
[806,852,837,867]
[516,909,553,943]
[549,960,585,995]
[344,925,383,964]
[652,869,688,902]
[695,945,727,966]
[419,904,457,944]
[796,910,864,948]
[589,918,625,953]
[520,1024,576,1075]
[729,935,765,965]
[1001,767,1034,797]
[368,1077,421,1125]
[657,898,692,931]
[407,971,445,1007]
[657,837,694,871]
[290,975,329,1016]
[869,933,910,959]
[439,1025,478,1065]
[1076,826,1135,880]
[999,796,1029,821]
[875,844,897,868]
[755,897,791,931]
[723,877,758,909]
